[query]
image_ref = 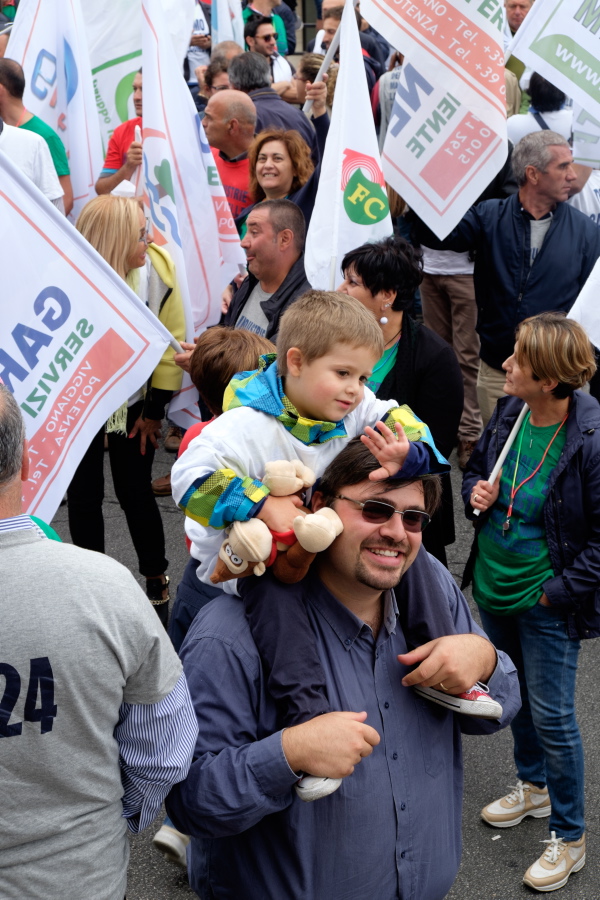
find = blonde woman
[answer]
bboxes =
[67,195,185,626]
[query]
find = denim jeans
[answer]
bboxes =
[479,603,584,840]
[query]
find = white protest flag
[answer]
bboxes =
[7,0,103,219]
[509,0,600,126]
[305,0,392,289]
[142,0,246,426]
[212,0,244,46]
[568,256,600,348]
[81,0,195,157]
[361,0,508,238]
[231,0,246,48]
[572,102,600,167]
[0,152,174,523]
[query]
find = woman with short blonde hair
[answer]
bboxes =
[462,312,598,890]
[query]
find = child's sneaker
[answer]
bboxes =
[413,682,502,719]
[295,775,343,802]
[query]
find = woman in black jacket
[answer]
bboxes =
[338,235,463,564]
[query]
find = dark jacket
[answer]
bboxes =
[414,193,600,370]
[462,392,600,640]
[377,316,463,561]
[249,88,318,164]
[224,253,311,341]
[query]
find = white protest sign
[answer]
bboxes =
[142,0,246,427]
[572,102,600,167]
[569,255,600,348]
[0,152,173,522]
[212,0,244,47]
[509,0,600,124]
[361,0,508,237]
[8,0,103,219]
[82,0,195,157]
[305,0,392,289]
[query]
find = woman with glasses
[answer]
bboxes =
[338,235,464,565]
[462,312,599,891]
[67,195,185,626]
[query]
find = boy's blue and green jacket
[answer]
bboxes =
[174,355,450,533]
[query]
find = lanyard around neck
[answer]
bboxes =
[503,409,567,533]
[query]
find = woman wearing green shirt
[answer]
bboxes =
[462,312,598,892]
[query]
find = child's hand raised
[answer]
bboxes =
[361,421,410,481]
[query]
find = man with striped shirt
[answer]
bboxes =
[0,385,198,900]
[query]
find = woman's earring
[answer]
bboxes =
[380,304,389,325]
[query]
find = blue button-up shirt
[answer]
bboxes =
[168,552,519,900]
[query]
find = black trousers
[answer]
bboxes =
[67,401,168,576]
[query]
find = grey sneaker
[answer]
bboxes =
[481,779,551,827]
[523,831,585,892]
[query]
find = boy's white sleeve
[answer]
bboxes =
[344,388,398,436]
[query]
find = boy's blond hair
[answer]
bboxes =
[277,291,384,375]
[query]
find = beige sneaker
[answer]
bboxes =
[481,779,551,827]
[523,831,585,892]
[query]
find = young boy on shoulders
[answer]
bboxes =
[172,291,447,588]
[171,291,450,799]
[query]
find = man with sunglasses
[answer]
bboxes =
[244,15,294,83]
[167,439,519,900]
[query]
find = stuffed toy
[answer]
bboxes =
[209,461,343,585]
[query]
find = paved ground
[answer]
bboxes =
[50,440,600,899]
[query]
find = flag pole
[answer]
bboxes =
[302,30,341,116]
[473,403,528,517]
[169,336,184,353]
[302,0,359,116]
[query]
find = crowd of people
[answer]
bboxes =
[3,0,600,897]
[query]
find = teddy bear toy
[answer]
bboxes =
[209,460,343,585]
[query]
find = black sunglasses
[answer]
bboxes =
[336,495,430,532]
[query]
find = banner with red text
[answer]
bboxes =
[0,153,173,523]
[8,0,103,219]
[142,0,246,427]
[361,0,508,237]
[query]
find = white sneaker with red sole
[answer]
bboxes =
[413,682,502,719]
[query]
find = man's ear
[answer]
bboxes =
[21,438,30,483]
[525,163,539,185]
[286,346,304,376]
[311,490,326,511]
[277,227,294,251]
